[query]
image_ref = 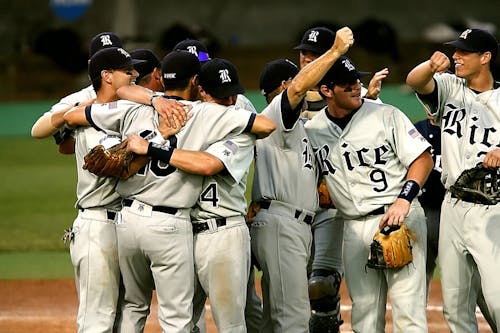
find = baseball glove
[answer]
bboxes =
[449,164,500,205]
[83,139,150,180]
[318,179,335,209]
[366,223,416,270]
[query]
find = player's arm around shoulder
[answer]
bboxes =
[252,113,276,139]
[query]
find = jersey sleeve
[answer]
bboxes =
[86,100,140,136]
[204,134,255,183]
[390,108,432,167]
[198,104,256,142]
[49,85,96,113]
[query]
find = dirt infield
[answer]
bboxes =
[0,278,493,333]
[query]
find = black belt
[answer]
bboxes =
[192,218,227,234]
[122,199,178,215]
[366,206,385,216]
[79,209,116,221]
[259,201,313,225]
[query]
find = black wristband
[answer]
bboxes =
[398,180,420,203]
[147,142,173,163]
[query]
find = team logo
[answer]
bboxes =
[100,35,113,47]
[186,45,198,56]
[219,69,231,83]
[307,30,320,43]
[459,29,472,40]
[117,48,131,58]
[342,59,355,72]
[164,73,177,79]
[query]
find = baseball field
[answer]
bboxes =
[0,88,493,332]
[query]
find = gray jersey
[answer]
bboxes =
[305,100,431,219]
[191,133,255,220]
[88,100,256,208]
[252,91,319,211]
[49,85,96,113]
[73,125,122,210]
[417,72,500,188]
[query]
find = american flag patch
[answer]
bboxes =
[223,140,238,154]
[108,101,118,109]
[408,128,420,138]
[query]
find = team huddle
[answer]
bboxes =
[31,25,500,333]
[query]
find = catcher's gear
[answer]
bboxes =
[449,164,500,205]
[366,223,416,270]
[309,270,343,333]
[318,179,335,209]
[83,139,150,180]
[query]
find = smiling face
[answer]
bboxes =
[452,49,488,80]
[320,80,363,116]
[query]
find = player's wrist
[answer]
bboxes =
[147,142,173,163]
[397,180,420,203]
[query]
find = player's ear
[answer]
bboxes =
[480,51,491,64]
[319,84,333,97]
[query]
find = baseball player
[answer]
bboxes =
[293,25,389,332]
[129,48,163,92]
[64,50,275,333]
[406,28,500,332]
[61,46,144,333]
[305,53,433,332]
[250,27,353,333]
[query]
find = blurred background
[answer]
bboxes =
[1,0,499,102]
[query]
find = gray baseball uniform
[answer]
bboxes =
[417,72,500,332]
[190,133,255,333]
[305,100,431,333]
[251,91,318,332]
[70,124,122,333]
[87,99,257,333]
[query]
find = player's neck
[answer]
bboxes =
[95,85,120,103]
[467,71,494,92]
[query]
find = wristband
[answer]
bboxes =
[398,180,420,203]
[149,94,159,106]
[147,142,173,163]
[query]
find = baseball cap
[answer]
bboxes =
[129,49,161,81]
[259,59,299,96]
[294,27,335,55]
[88,47,146,81]
[160,50,201,85]
[319,55,371,86]
[444,28,499,60]
[174,39,211,63]
[199,58,244,98]
[88,32,122,57]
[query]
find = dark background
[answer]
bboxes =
[1,0,498,101]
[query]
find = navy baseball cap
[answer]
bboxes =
[199,58,244,98]
[174,39,211,63]
[319,56,370,86]
[259,59,299,96]
[88,47,146,81]
[294,27,335,55]
[161,50,201,85]
[88,32,122,57]
[444,28,499,61]
[129,49,161,81]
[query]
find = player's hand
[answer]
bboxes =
[152,97,191,128]
[365,68,389,100]
[428,51,451,74]
[378,198,410,229]
[157,112,191,138]
[482,149,500,169]
[332,27,354,55]
[247,201,261,223]
[125,134,149,155]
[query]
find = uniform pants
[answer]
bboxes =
[250,203,313,333]
[70,208,121,333]
[439,193,500,333]
[310,208,343,274]
[192,220,250,333]
[343,203,428,333]
[421,205,440,300]
[116,204,194,333]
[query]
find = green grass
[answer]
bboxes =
[0,251,74,279]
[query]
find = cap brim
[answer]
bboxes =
[358,71,371,79]
[444,40,477,52]
[293,44,324,54]
[131,59,147,65]
[211,84,245,99]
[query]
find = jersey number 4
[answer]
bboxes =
[200,183,219,207]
